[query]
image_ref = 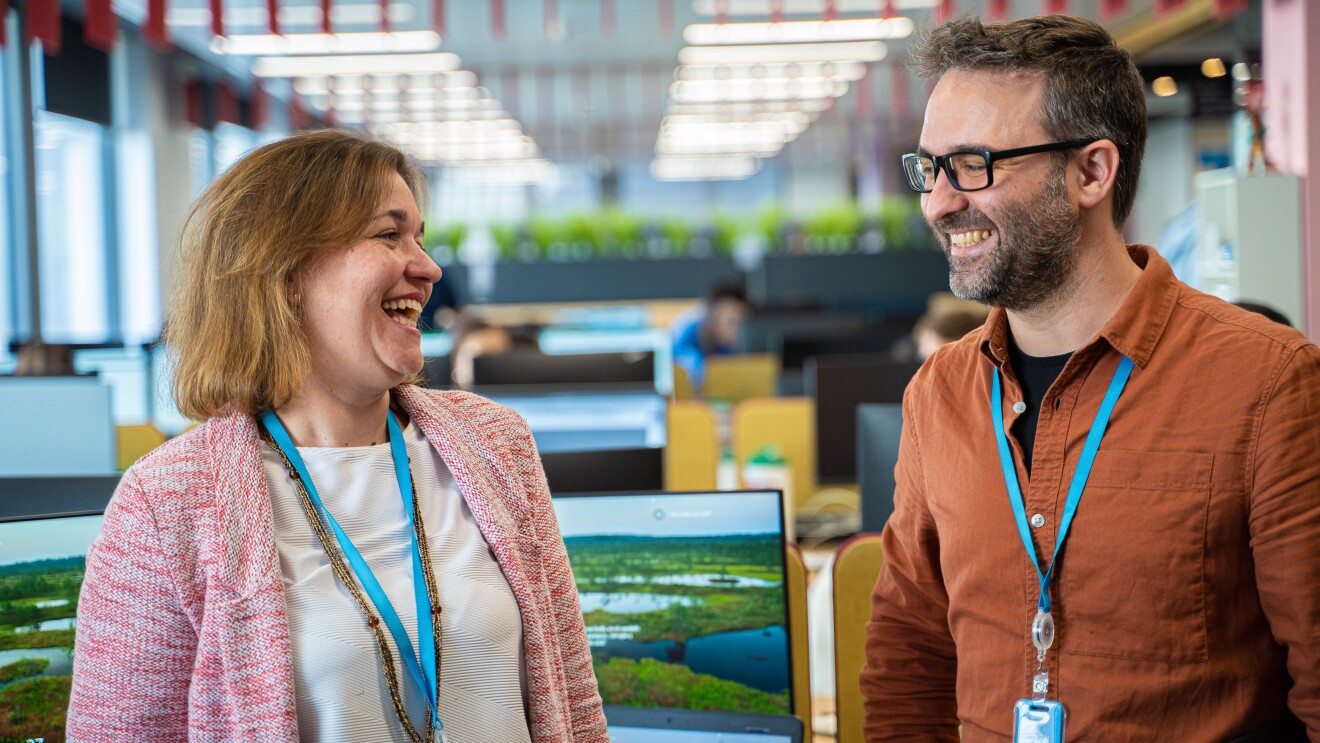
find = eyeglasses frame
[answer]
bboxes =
[902,137,1101,193]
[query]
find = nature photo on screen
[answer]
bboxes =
[553,492,789,713]
[0,514,101,743]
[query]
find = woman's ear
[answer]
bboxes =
[1075,139,1120,211]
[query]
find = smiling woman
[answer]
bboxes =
[66,130,608,743]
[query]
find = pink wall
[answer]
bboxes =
[1263,0,1320,336]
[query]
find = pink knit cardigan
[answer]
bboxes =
[67,386,609,742]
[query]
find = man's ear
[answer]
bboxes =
[1075,139,1120,211]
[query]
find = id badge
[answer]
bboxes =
[1013,699,1065,743]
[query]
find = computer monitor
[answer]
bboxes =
[806,355,919,484]
[540,448,664,493]
[0,510,105,741]
[471,350,655,393]
[856,404,904,533]
[605,706,803,742]
[0,476,118,516]
[552,490,792,715]
[487,392,666,453]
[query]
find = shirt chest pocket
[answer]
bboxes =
[1057,449,1213,664]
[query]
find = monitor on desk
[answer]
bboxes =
[487,391,666,453]
[551,490,793,716]
[807,356,919,484]
[540,448,663,493]
[471,350,655,392]
[856,403,904,533]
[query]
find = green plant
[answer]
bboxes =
[875,197,922,249]
[707,213,744,257]
[489,223,522,261]
[755,204,790,250]
[804,203,863,253]
[423,223,466,252]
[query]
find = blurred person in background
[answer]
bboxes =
[68,130,607,743]
[447,318,543,389]
[670,282,752,389]
[907,309,988,362]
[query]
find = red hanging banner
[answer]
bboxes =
[770,0,783,22]
[932,0,953,25]
[250,80,268,130]
[0,0,7,46]
[984,0,1007,20]
[1154,0,1184,18]
[267,0,280,34]
[490,0,505,38]
[433,0,443,35]
[823,0,836,21]
[714,0,728,24]
[543,0,556,38]
[378,0,387,32]
[1097,0,1126,20]
[216,81,240,124]
[209,0,224,38]
[1214,0,1246,19]
[1043,0,1067,13]
[601,0,614,36]
[184,80,208,129]
[320,0,331,33]
[657,0,673,35]
[144,0,169,48]
[880,0,895,18]
[84,0,117,51]
[26,0,61,53]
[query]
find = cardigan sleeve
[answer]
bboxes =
[505,412,610,743]
[67,469,197,742]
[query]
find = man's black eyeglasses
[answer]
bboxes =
[901,138,1099,193]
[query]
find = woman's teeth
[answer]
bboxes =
[950,230,992,249]
[382,298,422,328]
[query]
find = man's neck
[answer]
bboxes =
[273,385,398,448]
[1006,238,1142,357]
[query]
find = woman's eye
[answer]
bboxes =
[377,231,401,241]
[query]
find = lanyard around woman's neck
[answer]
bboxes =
[261,409,443,735]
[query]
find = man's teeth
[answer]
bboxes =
[950,230,992,249]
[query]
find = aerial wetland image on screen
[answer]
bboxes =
[0,515,102,743]
[555,494,790,714]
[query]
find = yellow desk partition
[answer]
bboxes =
[664,401,718,491]
[116,424,167,471]
[731,397,816,516]
[705,353,779,404]
[672,363,696,401]
[785,543,813,739]
[832,534,886,743]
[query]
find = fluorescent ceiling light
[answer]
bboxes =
[656,139,785,156]
[685,17,912,45]
[436,161,555,185]
[168,3,414,28]
[651,156,760,181]
[251,52,460,78]
[293,71,476,95]
[664,111,813,126]
[677,61,866,81]
[211,30,440,56]
[667,98,832,114]
[670,77,846,102]
[678,41,886,65]
[691,0,937,14]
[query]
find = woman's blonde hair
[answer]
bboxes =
[166,129,426,421]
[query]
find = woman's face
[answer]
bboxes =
[297,172,441,402]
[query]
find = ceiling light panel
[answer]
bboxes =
[251,52,461,78]
[677,61,867,81]
[678,40,886,65]
[684,17,913,45]
[690,0,937,13]
[212,30,440,56]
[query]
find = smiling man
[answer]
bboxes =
[860,15,1320,743]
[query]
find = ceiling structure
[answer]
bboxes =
[137,0,1255,181]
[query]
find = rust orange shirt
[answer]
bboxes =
[861,246,1320,742]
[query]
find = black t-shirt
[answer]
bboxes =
[1006,342,1072,474]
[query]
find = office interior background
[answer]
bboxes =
[1,0,1318,740]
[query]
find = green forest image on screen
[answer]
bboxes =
[0,553,83,743]
[564,532,789,713]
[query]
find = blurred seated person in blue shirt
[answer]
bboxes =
[671,282,752,389]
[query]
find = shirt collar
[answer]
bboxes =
[978,244,1180,369]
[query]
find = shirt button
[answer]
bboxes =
[1030,513,1046,528]
[1013,401,1027,414]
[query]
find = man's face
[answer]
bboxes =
[918,69,1082,312]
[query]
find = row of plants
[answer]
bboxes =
[425,198,927,262]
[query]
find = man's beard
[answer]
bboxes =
[932,170,1082,312]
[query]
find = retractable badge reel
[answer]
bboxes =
[1013,609,1065,743]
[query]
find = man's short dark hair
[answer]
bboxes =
[908,14,1147,227]
[707,282,749,306]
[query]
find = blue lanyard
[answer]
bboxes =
[990,356,1134,615]
[261,410,442,734]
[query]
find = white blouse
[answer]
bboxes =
[260,421,532,743]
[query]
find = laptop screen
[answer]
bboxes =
[0,511,104,741]
[552,490,792,715]
[604,705,802,742]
